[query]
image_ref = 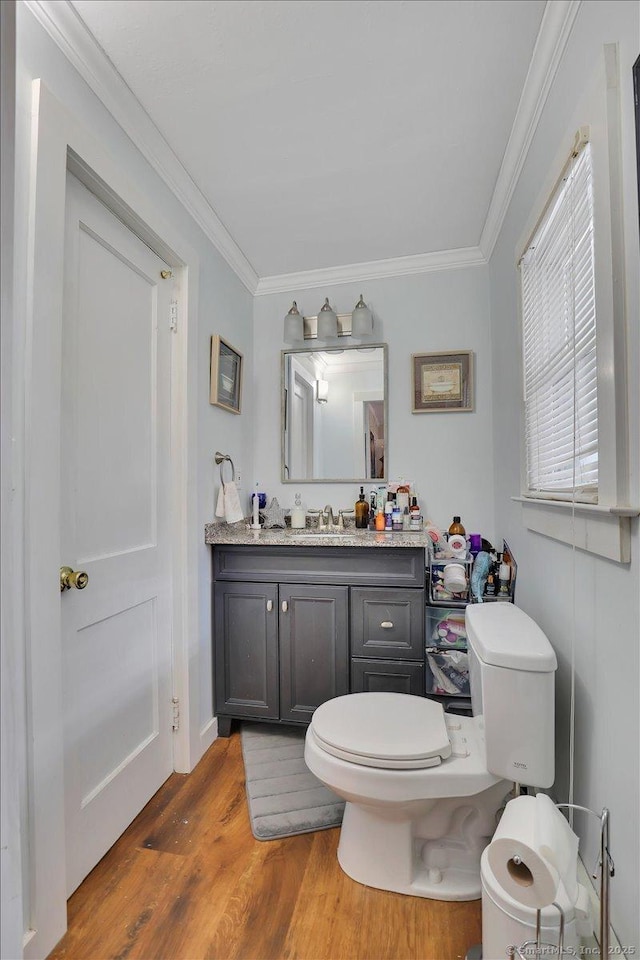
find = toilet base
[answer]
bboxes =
[336,781,510,901]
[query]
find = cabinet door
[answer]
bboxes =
[351,658,424,696]
[351,587,424,660]
[279,585,349,723]
[214,582,279,719]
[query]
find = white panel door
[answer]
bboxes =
[290,372,312,479]
[61,174,174,895]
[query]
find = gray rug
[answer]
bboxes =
[240,722,345,841]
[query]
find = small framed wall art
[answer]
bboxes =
[411,350,474,413]
[210,335,243,414]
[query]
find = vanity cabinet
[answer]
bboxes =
[214,581,348,730]
[212,544,426,734]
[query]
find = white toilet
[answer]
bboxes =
[304,603,557,901]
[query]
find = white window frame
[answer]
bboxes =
[512,45,637,563]
[520,132,599,504]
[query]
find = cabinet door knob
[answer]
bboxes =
[266,600,273,612]
[281,600,288,613]
[380,621,394,629]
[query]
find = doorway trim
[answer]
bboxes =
[22,80,204,959]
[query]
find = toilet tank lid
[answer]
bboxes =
[465,604,557,672]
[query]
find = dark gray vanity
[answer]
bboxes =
[207,529,428,736]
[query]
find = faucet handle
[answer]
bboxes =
[337,511,345,528]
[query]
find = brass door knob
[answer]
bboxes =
[60,566,89,591]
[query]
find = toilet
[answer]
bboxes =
[304,603,557,900]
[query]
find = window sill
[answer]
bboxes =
[511,496,639,563]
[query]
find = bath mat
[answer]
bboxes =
[240,722,344,841]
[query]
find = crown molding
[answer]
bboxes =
[24,0,259,294]
[24,0,580,294]
[254,246,487,296]
[479,0,582,260]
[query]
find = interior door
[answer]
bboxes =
[61,173,174,895]
[289,372,313,478]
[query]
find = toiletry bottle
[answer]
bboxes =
[392,506,402,531]
[410,496,420,514]
[355,486,369,529]
[498,557,511,595]
[448,515,466,537]
[384,495,393,530]
[402,507,411,530]
[485,573,496,597]
[397,484,410,512]
[291,493,306,529]
[375,509,386,531]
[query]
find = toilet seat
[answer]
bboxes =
[311,693,452,770]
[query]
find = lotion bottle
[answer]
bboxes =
[290,493,306,529]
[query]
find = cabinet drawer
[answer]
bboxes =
[351,659,424,697]
[351,588,424,660]
[213,545,426,587]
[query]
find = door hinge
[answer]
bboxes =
[169,300,178,333]
[172,696,180,731]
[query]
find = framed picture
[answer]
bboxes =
[210,335,243,414]
[411,350,474,413]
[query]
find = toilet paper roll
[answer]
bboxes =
[487,796,560,909]
[535,793,579,903]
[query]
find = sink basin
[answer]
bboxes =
[289,531,349,539]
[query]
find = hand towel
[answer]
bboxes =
[215,481,244,525]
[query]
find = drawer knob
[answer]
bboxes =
[282,600,288,613]
[380,621,394,629]
[266,600,273,612]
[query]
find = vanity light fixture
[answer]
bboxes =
[283,301,304,342]
[351,294,373,336]
[282,294,374,341]
[316,379,329,404]
[317,298,338,339]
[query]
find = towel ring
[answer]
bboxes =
[214,451,235,484]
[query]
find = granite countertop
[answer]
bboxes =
[204,521,431,549]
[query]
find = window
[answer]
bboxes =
[514,48,637,563]
[520,137,598,503]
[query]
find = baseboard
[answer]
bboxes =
[199,715,218,755]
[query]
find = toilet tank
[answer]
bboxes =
[466,604,557,788]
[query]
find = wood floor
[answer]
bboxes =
[49,729,481,960]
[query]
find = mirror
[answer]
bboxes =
[282,344,387,482]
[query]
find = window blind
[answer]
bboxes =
[520,142,598,502]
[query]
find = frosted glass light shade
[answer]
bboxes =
[283,301,303,342]
[317,298,338,339]
[351,294,373,336]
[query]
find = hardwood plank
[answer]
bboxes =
[49,730,482,960]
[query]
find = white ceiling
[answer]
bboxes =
[69,0,546,280]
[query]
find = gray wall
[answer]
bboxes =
[252,267,497,545]
[487,1,639,945]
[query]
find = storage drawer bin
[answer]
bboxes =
[427,558,472,605]
[426,648,470,697]
[426,607,468,649]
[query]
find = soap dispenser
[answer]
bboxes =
[355,486,369,529]
[290,493,306,529]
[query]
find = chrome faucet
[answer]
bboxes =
[323,505,335,528]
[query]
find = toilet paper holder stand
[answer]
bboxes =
[508,804,613,960]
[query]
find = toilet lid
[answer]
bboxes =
[311,693,451,769]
